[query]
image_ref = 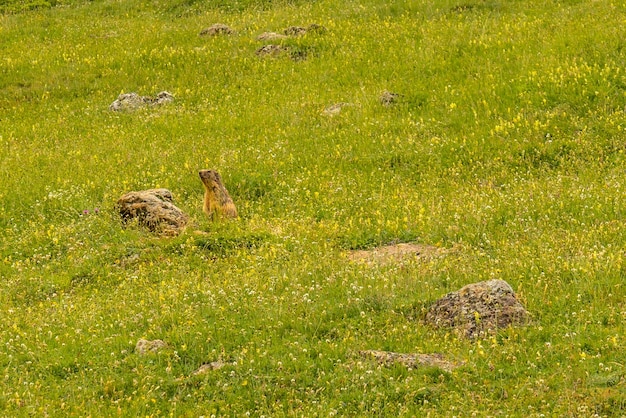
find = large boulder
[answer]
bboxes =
[116,188,188,235]
[425,279,530,338]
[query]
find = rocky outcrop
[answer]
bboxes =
[425,279,530,338]
[116,188,188,235]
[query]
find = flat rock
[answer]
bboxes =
[135,338,167,355]
[425,279,530,338]
[348,243,444,265]
[116,188,188,235]
[109,91,173,112]
[200,23,234,36]
[359,350,463,372]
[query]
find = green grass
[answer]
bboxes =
[1,0,626,415]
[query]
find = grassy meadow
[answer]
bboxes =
[1,0,626,415]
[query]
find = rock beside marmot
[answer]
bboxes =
[116,188,188,235]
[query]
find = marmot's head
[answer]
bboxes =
[199,169,222,187]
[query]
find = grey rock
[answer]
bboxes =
[425,279,530,338]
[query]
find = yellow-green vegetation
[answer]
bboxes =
[1,0,626,415]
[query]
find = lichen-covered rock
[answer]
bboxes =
[200,23,234,36]
[135,339,167,355]
[425,279,530,338]
[116,188,188,235]
[109,91,173,111]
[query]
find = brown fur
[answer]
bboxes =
[199,169,238,220]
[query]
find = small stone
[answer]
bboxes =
[200,23,234,36]
[116,188,188,236]
[135,339,167,355]
[425,279,531,338]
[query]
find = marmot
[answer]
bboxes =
[199,169,238,220]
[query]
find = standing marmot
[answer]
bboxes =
[199,169,238,220]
